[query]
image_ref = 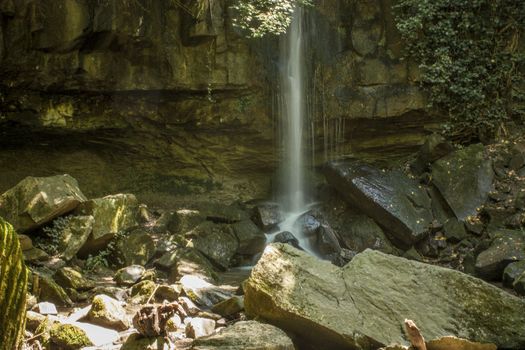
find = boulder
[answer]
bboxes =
[185,317,216,339]
[231,220,266,255]
[114,265,145,286]
[186,222,238,270]
[244,244,525,349]
[336,214,396,254]
[514,272,525,295]
[411,134,454,173]
[443,218,469,243]
[432,144,494,220]
[86,294,129,331]
[0,175,87,233]
[63,321,119,347]
[503,261,525,288]
[49,323,93,349]
[324,161,433,248]
[130,280,157,304]
[56,215,94,261]
[54,267,94,291]
[155,247,217,283]
[76,194,138,256]
[192,320,295,350]
[211,296,244,317]
[0,217,29,350]
[180,275,232,307]
[475,230,525,280]
[167,209,205,234]
[273,231,301,249]
[23,247,50,263]
[18,234,33,251]
[252,203,284,231]
[37,274,73,307]
[114,228,155,266]
[201,202,249,224]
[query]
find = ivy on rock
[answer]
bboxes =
[394,0,525,142]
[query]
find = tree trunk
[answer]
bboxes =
[0,217,28,350]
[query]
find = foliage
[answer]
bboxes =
[394,0,525,141]
[84,230,128,272]
[36,216,72,256]
[231,0,313,37]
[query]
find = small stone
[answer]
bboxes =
[273,231,300,249]
[166,314,183,332]
[130,280,157,304]
[155,284,181,302]
[514,272,525,296]
[38,274,73,307]
[475,230,525,280]
[114,265,145,286]
[26,311,49,332]
[86,294,129,331]
[34,302,58,315]
[18,234,33,251]
[23,247,49,263]
[180,275,232,307]
[211,296,244,317]
[443,218,468,243]
[178,296,200,316]
[185,317,216,339]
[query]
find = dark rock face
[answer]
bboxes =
[186,222,238,270]
[335,214,396,254]
[244,243,525,349]
[432,144,494,221]
[475,230,525,280]
[324,161,433,248]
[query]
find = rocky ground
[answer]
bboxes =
[1,133,525,350]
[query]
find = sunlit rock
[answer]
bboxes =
[245,244,525,349]
[0,175,87,233]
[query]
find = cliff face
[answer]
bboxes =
[0,0,436,200]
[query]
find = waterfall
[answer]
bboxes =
[281,7,306,213]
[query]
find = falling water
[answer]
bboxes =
[281,7,306,213]
[276,7,318,255]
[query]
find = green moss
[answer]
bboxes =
[89,296,107,319]
[49,323,92,348]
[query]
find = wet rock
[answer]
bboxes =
[514,272,525,295]
[503,261,525,288]
[114,228,155,266]
[186,317,216,339]
[273,231,301,249]
[0,174,87,233]
[231,220,266,255]
[114,265,146,286]
[192,320,295,350]
[317,224,341,255]
[432,144,494,220]
[49,323,93,349]
[475,230,525,280]
[180,275,232,307]
[186,222,238,270]
[86,294,129,331]
[244,244,525,349]
[324,161,433,248]
[443,218,469,243]
[252,203,283,231]
[211,296,244,317]
[38,274,73,307]
[57,216,94,261]
[336,214,396,254]
[54,267,94,291]
[76,194,138,256]
[411,134,454,174]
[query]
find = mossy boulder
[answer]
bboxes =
[57,215,94,261]
[244,244,525,349]
[87,294,129,331]
[37,274,73,307]
[0,217,28,350]
[186,222,238,270]
[432,144,494,221]
[0,175,87,233]
[114,228,155,266]
[475,230,525,280]
[49,323,93,349]
[114,265,146,286]
[130,280,157,304]
[76,194,138,256]
[54,267,94,291]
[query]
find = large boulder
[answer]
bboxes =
[0,175,87,233]
[76,194,138,256]
[0,217,29,350]
[475,230,525,280]
[231,220,266,255]
[336,214,396,254]
[244,244,525,349]
[56,216,94,261]
[114,228,155,266]
[192,320,295,350]
[186,222,238,270]
[431,144,494,220]
[324,161,433,248]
